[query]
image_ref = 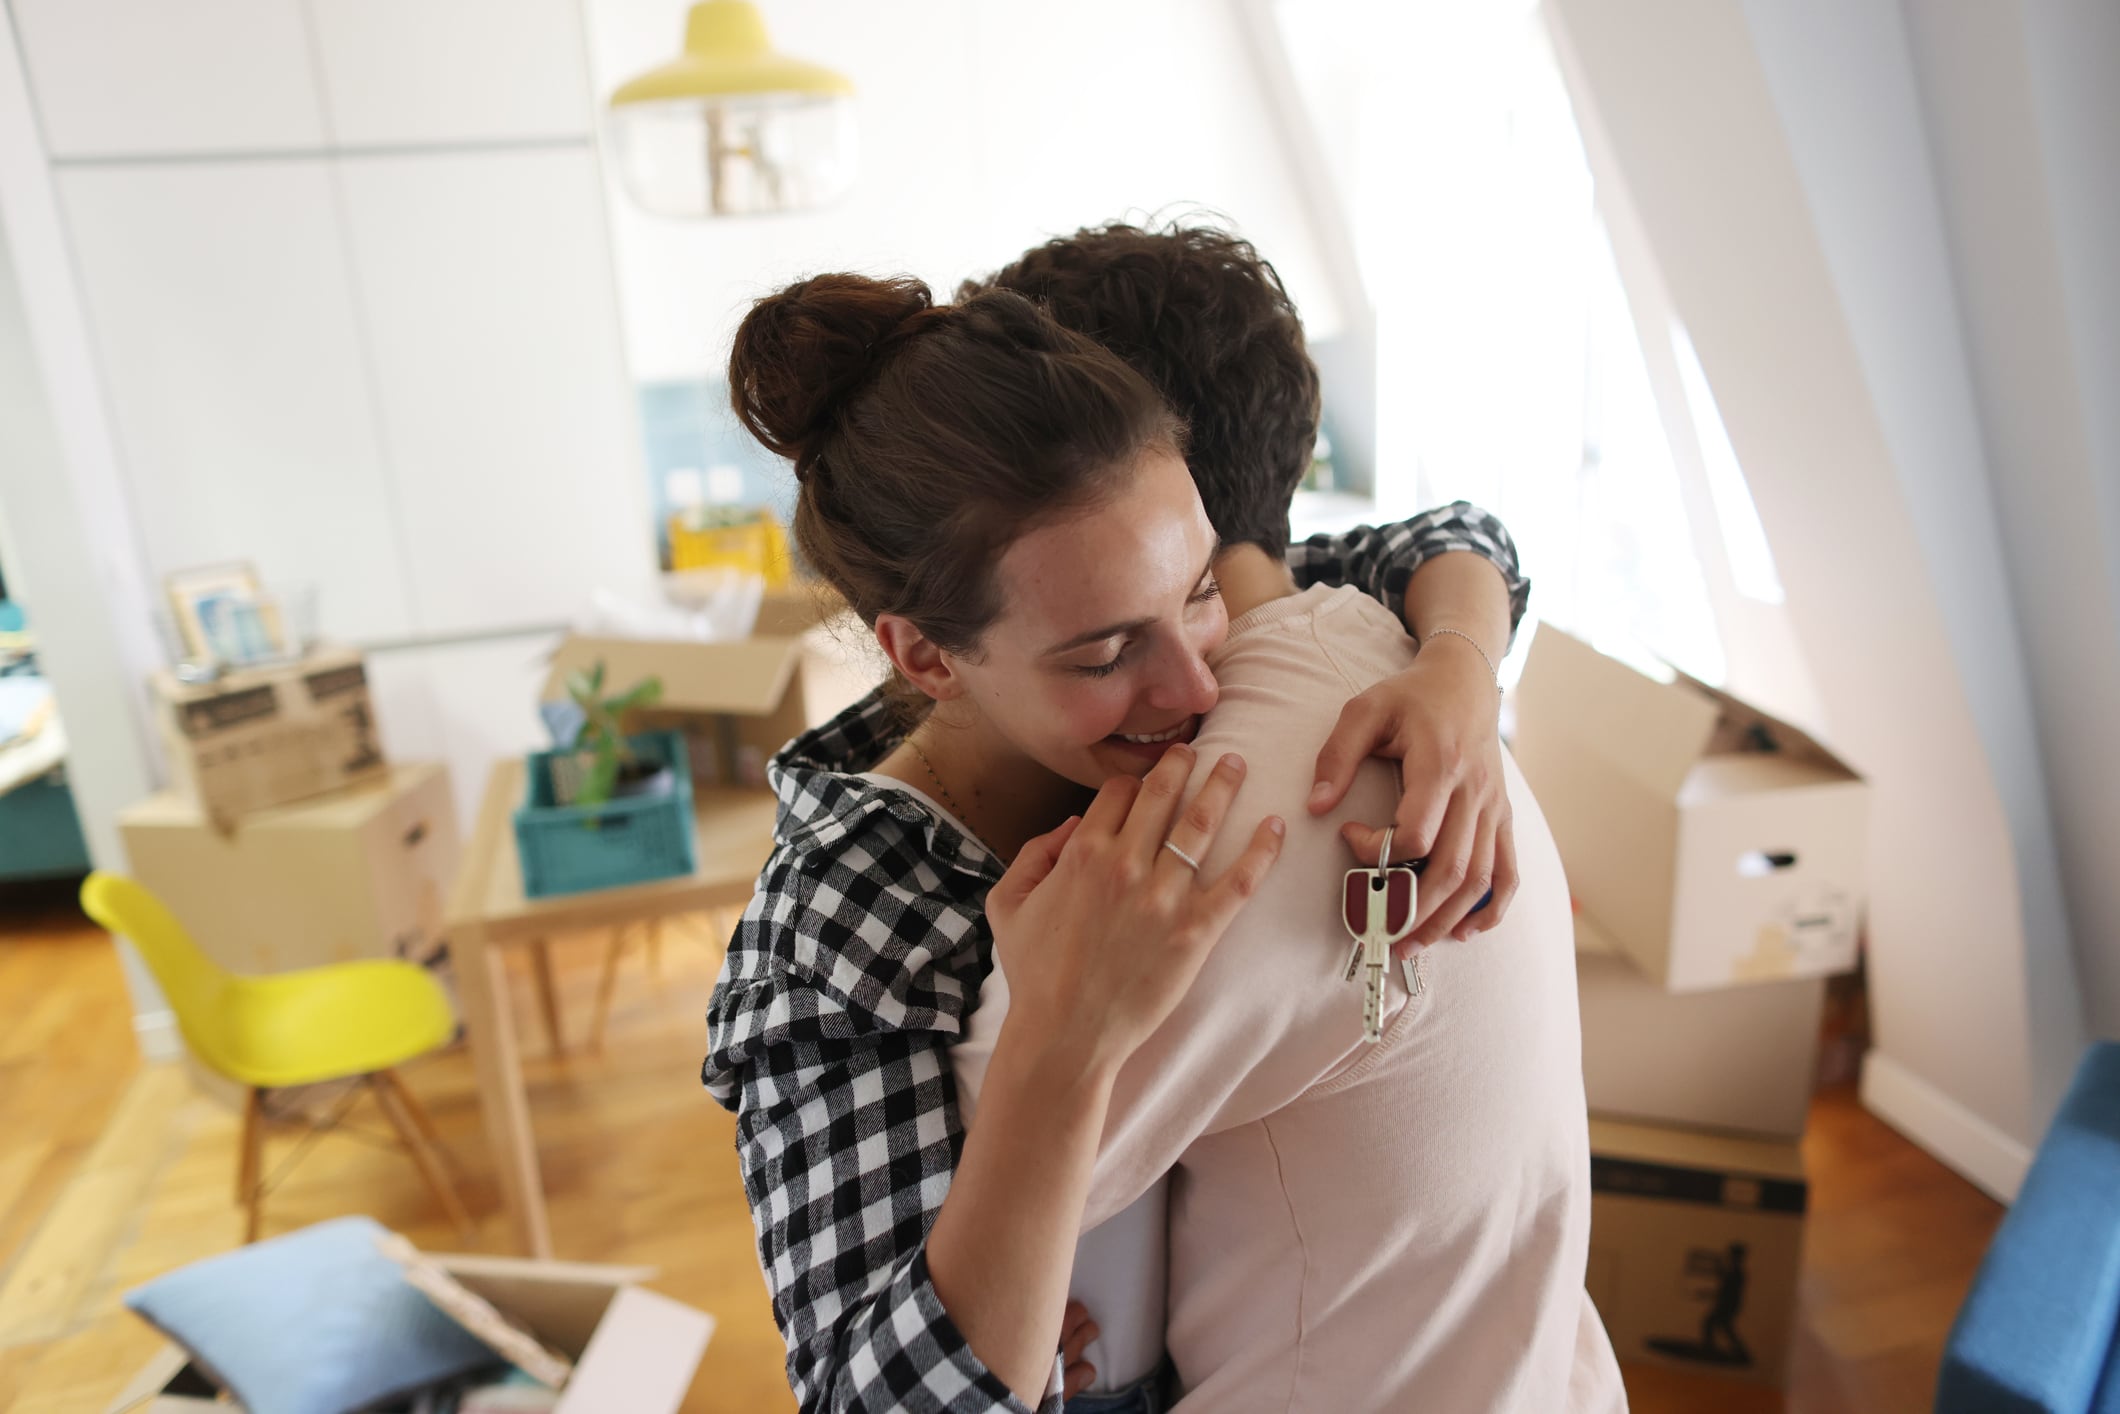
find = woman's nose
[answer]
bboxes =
[1146,637,1219,715]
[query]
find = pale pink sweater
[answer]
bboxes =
[958,585,1624,1412]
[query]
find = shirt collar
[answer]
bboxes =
[768,688,1004,882]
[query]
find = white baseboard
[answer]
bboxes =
[133,1007,183,1064]
[1860,1049,2031,1203]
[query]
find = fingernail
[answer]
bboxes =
[1268,815,1286,837]
[1220,752,1244,771]
[1309,781,1333,805]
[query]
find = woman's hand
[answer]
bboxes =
[1061,1300,1100,1400]
[986,743,1285,1075]
[1308,634,1518,952]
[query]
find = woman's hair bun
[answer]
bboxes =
[728,273,936,479]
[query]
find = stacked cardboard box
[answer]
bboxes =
[149,647,388,827]
[128,650,457,1110]
[1513,623,1872,1387]
[118,762,459,975]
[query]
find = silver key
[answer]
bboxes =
[1340,827,1419,1042]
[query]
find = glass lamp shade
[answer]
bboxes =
[607,92,857,217]
[607,1,857,218]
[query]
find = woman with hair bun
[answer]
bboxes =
[705,271,1532,1413]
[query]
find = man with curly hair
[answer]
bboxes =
[948,223,1623,1412]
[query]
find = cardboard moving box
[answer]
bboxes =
[118,762,458,975]
[1587,1117,1807,1387]
[544,586,880,790]
[151,647,387,825]
[107,1253,714,1413]
[1514,623,1870,992]
[1576,911,1824,1140]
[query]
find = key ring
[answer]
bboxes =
[1377,826,1395,875]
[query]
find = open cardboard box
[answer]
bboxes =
[544,584,880,791]
[1514,623,1871,993]
[106,1254,714,1413]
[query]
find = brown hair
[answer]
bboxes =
[729,273,1184,675]
[965,221,1320,560]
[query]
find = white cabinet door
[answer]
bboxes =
[307,0,594,147]
[13,0,326,158]
[58,161,417,644]
[336,147,651,637]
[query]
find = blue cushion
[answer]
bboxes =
[125,1216,500,1414]
[2095,1323,2120,1414]
[1938,1043,2120,1414]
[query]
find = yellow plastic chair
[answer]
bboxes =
[80,871,471,1243]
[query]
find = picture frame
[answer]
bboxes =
[164,561,277,667]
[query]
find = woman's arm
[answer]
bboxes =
[710,751,1280,1411]
[926,1011,1119,1401]
[934,749,1280,1401]
[715,981,1044,1414]
[1288,501,1527,941]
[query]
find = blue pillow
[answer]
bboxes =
[124,1216,500,1414]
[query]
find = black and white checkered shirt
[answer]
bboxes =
[704,505,1527,1414]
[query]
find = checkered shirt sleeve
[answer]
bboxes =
[706,772,1048,1413]
[1285,500,1532,644]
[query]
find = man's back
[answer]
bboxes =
[1093,584,1624,1412]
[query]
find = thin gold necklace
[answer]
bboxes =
[905,737,978,839]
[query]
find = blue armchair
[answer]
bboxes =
[1937,1043,2120,1413]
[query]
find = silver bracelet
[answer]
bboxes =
[1421,627,1502,693]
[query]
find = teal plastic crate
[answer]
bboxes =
[514,731,698,898]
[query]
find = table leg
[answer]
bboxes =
[453,921,551,1258]
[530,938,564,1057]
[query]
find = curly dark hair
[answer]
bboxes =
[964,221,1321,560]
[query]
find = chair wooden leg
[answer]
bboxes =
[371,1072,473,1238]
[238,1088,265,1244]
[375,1069,446,1152]
[590,922,632,1052]
[530,937,565,1057]
[645,917,664,983]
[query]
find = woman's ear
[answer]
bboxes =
[875,614,968,702]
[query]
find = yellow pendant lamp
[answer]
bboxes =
[607,1,857,218]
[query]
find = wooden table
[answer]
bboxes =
[443,757,778,1256]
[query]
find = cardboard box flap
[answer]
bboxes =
[103,1344,208,1413]
[434,1253,658,1358]
[1515,624,1718,797]
[555,1284,715,1414]
[544,634,804,717]
[1670,666,1859,778]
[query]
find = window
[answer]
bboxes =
[1275,0,1742,687]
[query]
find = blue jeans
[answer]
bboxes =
[1063,1359,1177,1414]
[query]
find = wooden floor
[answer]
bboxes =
[0,883,2001,1413]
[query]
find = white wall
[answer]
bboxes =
[0,19,173,1054]
[582,0,1343,385]
[1898,0,2120,1041]
[2,0,657,837]
[1548,0,2088,1198]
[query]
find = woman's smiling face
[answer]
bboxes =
[953,446,1227,788]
